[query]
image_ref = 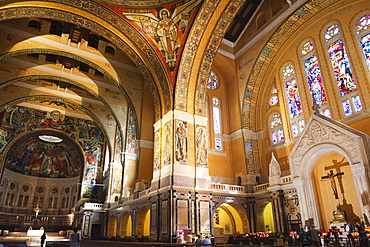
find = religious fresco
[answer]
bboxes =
[153,130,161,171]
[195,125,207,167]
[106,0,201,81]
[0,105,105,199]
[126,108,137,154]
[175,120,187,164]
[163,122,172,166]
[4,134,82,178]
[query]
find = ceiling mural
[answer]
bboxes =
[103,0,202,85]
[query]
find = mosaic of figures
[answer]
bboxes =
[4,134,82,178]
[195,125,207,167]
[114,125,123,163]
[153,130,161,170]
[163,122,172,166]
[117,0,201,75]
[0,105,105,199]
[126,108,137,154]
[175,120,187,164]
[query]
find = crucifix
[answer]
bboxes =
[321,170,344,200]
[34,205,41,218]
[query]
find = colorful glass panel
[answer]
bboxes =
[270,113,282,128]
[207,71,219,90]
[302,41,314,56]
[270,96,278,105]
[328,39,357,96]
[298,119,305,133]
[342,100,352,116]
[285,78,302,118]
[272,131,278,144]
[213,106,221,135]
[283,64,295,79]
[292,123,299,136]
[278,129,284,142]
[325,24,340,41]
[323,108,332,118]
[360,33,370,71]
[352,95,363,112]
[215,138,222,150]
[355,14,370,34]
[304,55,327,105]
[272,87,277,94]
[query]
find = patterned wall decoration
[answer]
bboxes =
[244,137,259,174]
[163,122,172,166]
[194,0,243,116]
[126,108,137,154]
[108,0,201,85]
[0,1,170,119]
[195,125,207,167]
[114,125,123,163]
[175,120,187,165]
[4,132,83,178]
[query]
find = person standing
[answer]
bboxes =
[70,228,81,247]
[40,232,46,247]
[298,227,310,246]
[308,225,322,246]
[201,235,212,246]
[186,232,193,244]
[355,224,369,247]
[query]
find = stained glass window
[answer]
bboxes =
[278,129,284,142]
[328,39,357,96]
[272,131,278,144]
[304,55,327,105]
[302,41,314,56]
[283,64,295,79]
[270,114,282,128]
[352,95,363,112]
[213,106,221,135]
[272,87,277,94]
[285,78,302,118]
[298,119,305,133]
[360,34,370,71]
[212,97,222,150]
[342,100,352,116]
[355,14,370,34]
[292,123,298,137]
[325,24,340,41]
[270,96,278,105]
[215,138,222,150]
[207,71,219,90]
[323,108,332,118]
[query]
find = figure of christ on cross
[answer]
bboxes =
[321,170,344,200]
[34,205,41,218]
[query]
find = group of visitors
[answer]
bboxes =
[177,232,212,245]
[40,227,81,247]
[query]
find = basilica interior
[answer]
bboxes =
[0,0,370,244]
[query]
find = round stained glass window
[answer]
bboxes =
[270,96,278,105]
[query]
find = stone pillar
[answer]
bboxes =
[122,153,137,197]
[350,163,370,226]
[271,190,287,234]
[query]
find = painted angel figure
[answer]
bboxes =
[123,0,201,69]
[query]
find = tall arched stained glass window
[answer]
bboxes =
[283,64,302,118]
[212,97,222,150]
[302,42,327,105]
[325,23,363,116]
[356,14,370,71]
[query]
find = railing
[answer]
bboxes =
[83,203,104,210]
[138,189,150,197]
[281,175,292,184]
[211,183,245,193]
[253,183,269,192]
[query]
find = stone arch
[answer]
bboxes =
[119,211,132,238]
[107,214,117,237]
[213,202,249,235]
[136,206,150,238]
[255,200,274,232]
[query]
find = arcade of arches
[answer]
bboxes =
[0,0,370,242]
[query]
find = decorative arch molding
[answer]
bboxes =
[0,1,170,119]
[241,0,342,129]
[175,0,242,113]
[0,95,113,160]
[289,113,370,228]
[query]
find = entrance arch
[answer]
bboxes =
[136,206,150,238]
[107,215,117,237]
[212,203,249,235]
[120,211,132,237]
